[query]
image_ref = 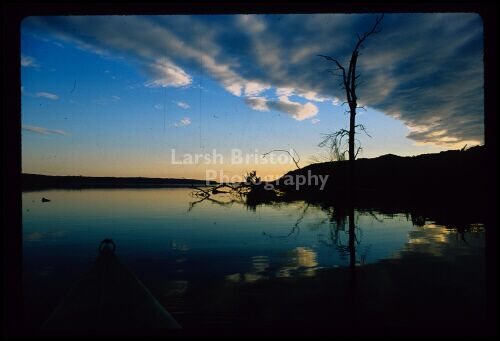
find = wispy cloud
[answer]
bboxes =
[269,96,319,121]
[143,59,192,88]
[23,14,484,146]
[35,92,59,100]
[21,55,39,68]
[245,95,319,121]
[245,97,269,112]
[243,81,271,97]
[22,125,69,136]
[311,118,320,125]
[175,101,190,109]
[173,117,191,127]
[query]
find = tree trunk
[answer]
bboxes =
[349,109,356,163]
[348,50,358,197]
[348,105,356,198]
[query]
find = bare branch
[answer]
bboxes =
[355,145,363,158]
[318,130,350,162]
[263,149,301,169]
[327,69,345,78]
[290,148,301,164]
[355,124,372,137]
[318,54,349,95]
[317,55,345,71]
[188,195,245,213]
[354,14,384,53]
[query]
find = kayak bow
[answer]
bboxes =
[42,239,181,330]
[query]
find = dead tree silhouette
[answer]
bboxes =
[318,16,384,307]
[319,14,384,194]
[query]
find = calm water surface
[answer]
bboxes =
[23,188,486,331]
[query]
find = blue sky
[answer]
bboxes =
[21,14,484,179]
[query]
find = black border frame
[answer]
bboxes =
[3,1,497,337]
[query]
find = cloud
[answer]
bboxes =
[143,58,192,88]
[111,95,121,101]
[225,84,242,96]
[175,101,190,109]
[244,81,271,97]
[35,92,59,100]
[21,55,39,68]
[268,96,319,121]
[245,95,318,121]
[297,90,329,103]
[180,117,191,125]
[311,118,320,125]
[245,96,269,112]
[173,117,191,127]
[22,14,484,145]
[276,87,294,97]
[22,125,69,136]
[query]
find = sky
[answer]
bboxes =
[20,13,484,180]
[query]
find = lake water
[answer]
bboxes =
[22,188,486,333]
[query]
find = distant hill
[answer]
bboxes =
[275,145,486,205]
[22,174,216,190]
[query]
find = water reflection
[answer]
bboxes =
[396,222,484,258]
[22,188,485,272]
[278,247,318,278]
[170,240,190,251]
[226,247,320,283]
[221,198,484,286]
[22,188,486,330]
[226,255,268,282]
[25,230,66,242]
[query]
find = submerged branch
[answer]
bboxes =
[189,170,277,212]
[187,195,245,212]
